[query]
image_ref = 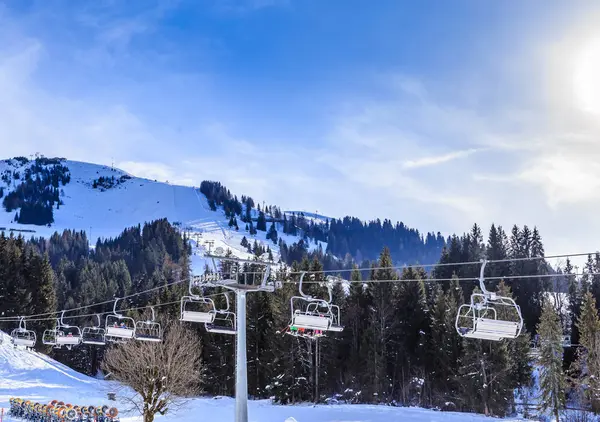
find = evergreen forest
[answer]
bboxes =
[1,217,598,419]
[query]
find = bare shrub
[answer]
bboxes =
[102,320,202,422]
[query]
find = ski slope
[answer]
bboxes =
[0,331,527,422]
[0,158,325,271]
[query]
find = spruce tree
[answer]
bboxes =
[565,258,581,366]
[537,300,567,420]
[574,292,600,412]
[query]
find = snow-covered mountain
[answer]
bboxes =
[0,158,325,271]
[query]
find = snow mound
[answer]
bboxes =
[0,331,116,409]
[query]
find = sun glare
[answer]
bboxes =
[573,36,600,114]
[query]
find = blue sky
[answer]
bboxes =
[2,0,600,257]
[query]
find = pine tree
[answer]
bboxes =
[256,211,267,231]
[574,292,600,412]
[537,300,567,420]
[267,222,278,244]
[565,258,581,366]
[365,248,397,401]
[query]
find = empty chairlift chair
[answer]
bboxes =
[105,298,136,342]
[82,314,106,346]
[55,311,82,349]
[11,317,37,348]
[205,293,236,335]
[42,323,59,346]
[135,307,162,342]
[455,259,523,341]
[180,274,217,324]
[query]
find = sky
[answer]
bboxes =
[1,0,600,260]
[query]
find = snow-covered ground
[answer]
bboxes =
[0,331,527,422]
[0,158,326,272]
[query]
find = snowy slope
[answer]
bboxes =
[0,158,325,271]
[0,332,527,422]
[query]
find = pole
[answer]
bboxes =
[235,290,248,422]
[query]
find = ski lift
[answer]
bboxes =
[180,274,217,323]
[205,293,236,335]
[42,321,59,346]
[455,259,523,341]
[11,317,36,348]
[135,307,162,342]
[288,272,344,337]
[82,315,106,346]
[55,311,82,349]
[105,298,136,342]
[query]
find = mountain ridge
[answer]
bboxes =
[0,156,445,267]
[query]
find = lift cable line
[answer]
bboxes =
[0,276,191,321]
[282,271,600,284]
[2,271,596,322]
[0,295,228,323]
[279,250,596,276]
[4,249,590,322]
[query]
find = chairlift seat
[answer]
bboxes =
[105,326,135,339]
[464,317,519,340]
[329,324,344,332]
[206,325,237,335]
[181,311,215,323]
[136,333,162,342]
[82,338,106,346]
[13,337,36,348]
[56,335,81,346]
[293,313,331,331]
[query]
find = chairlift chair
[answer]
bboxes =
[82,315,106,346]
[11,317,37,348]
[55,311,82,349]
[105,298,136,342]
[180,274,217,323]
[42,322,59,346]
[205,293,236,335]
[288,272,344,336]
[455,259,524,341]
[135,307,162,342]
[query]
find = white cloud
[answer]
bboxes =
[403,148,480,169]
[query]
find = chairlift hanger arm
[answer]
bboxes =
[478,259,490,296]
